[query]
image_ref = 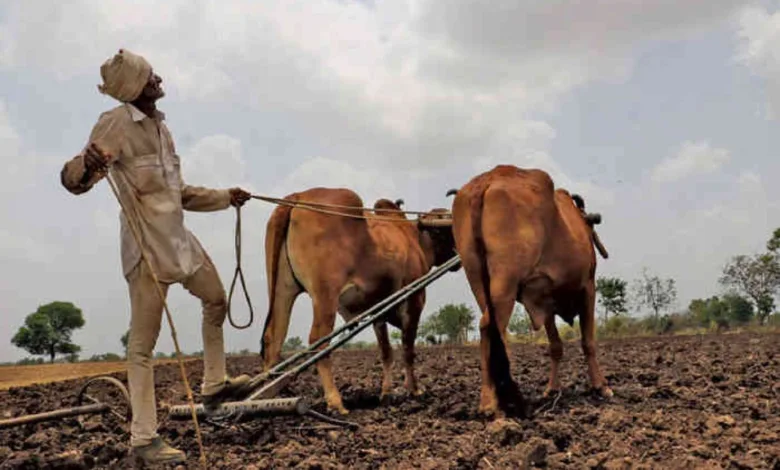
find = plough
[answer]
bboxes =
[0,255,461,432]
[0,376,130,430]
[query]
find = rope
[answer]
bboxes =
[251,194,451,223]
[226,205,253,329]
[251,194,436,216]
[104,171,208,468]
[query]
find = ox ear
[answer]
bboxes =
[446,189,458,198]
[394,199,405,208]
[584,213,602,226]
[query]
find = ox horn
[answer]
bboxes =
[446,189,458,197]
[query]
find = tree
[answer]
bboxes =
[11,301,85,363]
[508,304,532,337]
[719,253,780,325]
[282,336,304,352]
[723,294,754,325]
[595,277,628,324]
[120,329,129,355]
[689,294,755,328]
[390,330,402,345]
[633,268,677,319]
[433,303,476,344]
[767,227,780,253]
[418,314,443,344]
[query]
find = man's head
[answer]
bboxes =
[97,49,164,103]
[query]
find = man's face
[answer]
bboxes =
[140,71,165,101]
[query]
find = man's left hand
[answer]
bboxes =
[229,188,252,207]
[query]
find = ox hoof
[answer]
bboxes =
[478,403,500,419]
[328,404,350,416]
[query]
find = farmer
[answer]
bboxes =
[60,49,252,465]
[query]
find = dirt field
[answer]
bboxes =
[1,332,778,469]
[0,359,192,391]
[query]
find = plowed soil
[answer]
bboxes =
[1,332,779,469]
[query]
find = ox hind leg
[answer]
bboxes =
[479,266,521,416]
[262,243,302,371]
[519,277,559,397]
[309,291,349,415]
[579,283,613,397]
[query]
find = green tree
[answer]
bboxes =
[723,294,754,325]
[390,330,402,345]
[719,253,780,325]
[689,295,754,328]
[767,227,780,253]
[418,314,442,344]
[120,329,129,355]
[508,304,532,337]
[282,336,304,352]
[595,277,628,324]
[633,268,677,319]
[11,301,85,363]
[688,296,728,327]
[434,303,476,344]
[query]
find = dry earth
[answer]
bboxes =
[1,332,778,469]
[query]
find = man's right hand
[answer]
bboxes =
[83,143,112,173]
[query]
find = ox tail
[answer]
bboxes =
[470,188,526,417]
[260,197,296,363]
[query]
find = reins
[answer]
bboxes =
[226,205,254,329]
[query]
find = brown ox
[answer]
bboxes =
[448,165,612,418]
[260,187,458,414]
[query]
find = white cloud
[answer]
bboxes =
[736,5,780,116]
[182,135,251,190]
[651,141,731,183]
[0,0,746,173]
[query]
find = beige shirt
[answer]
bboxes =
[60,103,232,283]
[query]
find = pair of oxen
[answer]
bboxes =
[260,164,612,418]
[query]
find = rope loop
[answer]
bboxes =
[227,205,255,329]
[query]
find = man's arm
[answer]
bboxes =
[60,152,105,195]
[180,183,252,211]
[60,112,121,195]
[180,182,233,212]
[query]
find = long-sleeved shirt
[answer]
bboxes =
[60,103,232,283]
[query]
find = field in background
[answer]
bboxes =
[0,358,193,390]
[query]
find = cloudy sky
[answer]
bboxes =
[1,1,779,361]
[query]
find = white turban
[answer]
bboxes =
[97,49,152,102]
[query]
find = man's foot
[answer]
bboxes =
[132,437,186,464]
[202,374,252,410]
